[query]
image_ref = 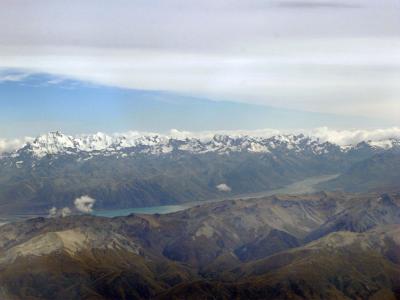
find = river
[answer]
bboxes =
[92,174,339,217]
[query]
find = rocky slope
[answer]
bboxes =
[0,191,399,299]
[163,226,400,300]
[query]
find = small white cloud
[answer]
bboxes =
[48,206,72,218]
[216,183,232,192]
[48,207,58,218]
[60,207,72,217]
[74,195,96,213]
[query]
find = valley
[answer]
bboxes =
[0,131,398,218]
[93,173,339,218]
[0,173,338,223]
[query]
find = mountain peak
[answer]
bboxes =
[25,131,76,157]
[4,131,399,159]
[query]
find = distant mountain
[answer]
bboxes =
[2,131,343,158]
[0,131,399,214]
[6,131,400,158]
[320,150,400,192]
[0,191,399,299]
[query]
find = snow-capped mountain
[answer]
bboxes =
[8,132,318,158]
[0,131,399,215]
[3,131,399,159]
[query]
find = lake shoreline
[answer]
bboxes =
[93,174,339,217]
[1,174,339,222]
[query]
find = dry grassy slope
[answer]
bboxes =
[160,226,400,300]
[0,192,399,299]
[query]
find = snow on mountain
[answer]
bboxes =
[3,131,400,159]
[368,139,400,150]
[23,131,77,157]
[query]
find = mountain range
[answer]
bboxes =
[4,131,400,158]
[0,131,399,215]
[0,191,399,299]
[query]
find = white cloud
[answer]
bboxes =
[60,207,72,217]
[48,206,72,218]
[168,128,283,141]
[0,137,32,154]
[0,0,399,122]
[0,38,399,122]
[310,127,400,146]
[173,127,400,146]
[216,183,232,192]
[167,127,400,146]
[74,195,96,213]
[48,207,57,218]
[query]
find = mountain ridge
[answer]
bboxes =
[0,191,399,299]
[3,130,400,159]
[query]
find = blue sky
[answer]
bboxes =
[0,72,390,138]
[0,0,399,137]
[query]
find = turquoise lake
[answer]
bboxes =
[92,204,189,217]
[91,174,338,218]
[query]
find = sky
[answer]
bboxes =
[0,0,400,138]
[1,73,385,139]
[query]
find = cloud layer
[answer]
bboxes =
[0,0,399,121]
[0,137,32,154]
[168,127,400,146]
[310,127,400,146]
